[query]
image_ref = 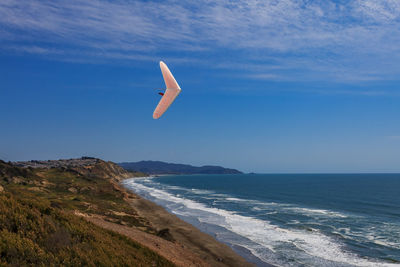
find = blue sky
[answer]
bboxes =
[1,0,400,172]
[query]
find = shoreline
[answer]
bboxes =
[122,174,400,267]
[117,176,255,267]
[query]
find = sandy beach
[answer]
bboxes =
[114,177,254,267]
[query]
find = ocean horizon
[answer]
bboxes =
[123,173,400,267]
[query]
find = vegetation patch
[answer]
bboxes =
[0,160,175,266]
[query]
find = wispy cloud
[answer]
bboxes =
[1,0,400,84]
[387,135,400,140]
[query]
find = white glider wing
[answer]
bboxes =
[153,61,181,119]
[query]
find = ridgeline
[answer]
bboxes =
[119,160,242,175]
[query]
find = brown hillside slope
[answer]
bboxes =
[2,158,252,267]
[0,160,174,266]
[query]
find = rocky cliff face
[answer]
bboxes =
[13,157,134,182]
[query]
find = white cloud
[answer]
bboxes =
[0,0,400,83]
[354,0,400,22]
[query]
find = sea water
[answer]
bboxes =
[122,174,400,267]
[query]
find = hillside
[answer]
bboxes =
[0,157,251,267]
[119,160,242,175]
[13,157,146,181]
[0,158,174,266]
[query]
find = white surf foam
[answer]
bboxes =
[190,188,215,195]
[211,194,349,219]
[226,197,246,201]
[283,207,348,218]
[123,179,399,267]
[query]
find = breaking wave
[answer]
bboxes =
[123,177,400,267]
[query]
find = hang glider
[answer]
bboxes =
[153,61,181,119]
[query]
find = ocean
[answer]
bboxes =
[122,174,400,267]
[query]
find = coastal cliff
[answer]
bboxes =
[13,157,141,181]
[0,158,172,266]
[0,157,252,267]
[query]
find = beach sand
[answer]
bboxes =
[126,195,253,267]
[98,178,254,267]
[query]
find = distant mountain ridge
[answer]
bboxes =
[118,160,242,175]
